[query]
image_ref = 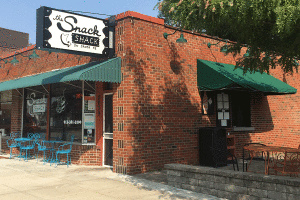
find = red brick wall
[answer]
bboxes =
[113,14,231,174]
[70,145,102,165]
[113,12,300,174]
[11,90,22,132]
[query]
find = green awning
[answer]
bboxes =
[0,57,121,92]
[197,59,297,95]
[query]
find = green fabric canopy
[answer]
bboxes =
[197,59,297,95]
[0,57,121,92]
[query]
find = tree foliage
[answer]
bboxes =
[155,0,300,74]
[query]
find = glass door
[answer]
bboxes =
[103,93,113,166]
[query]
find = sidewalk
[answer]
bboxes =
[0,154,226,200]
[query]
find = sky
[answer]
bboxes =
[0,0,160,45]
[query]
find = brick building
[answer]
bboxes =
[0,11,299,175]
[0,27,29,55]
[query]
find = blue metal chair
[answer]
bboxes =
[6,132,21,159]
[55,135,74,167]
[36,140,53,164]
[36,132,48,163]
[19,133,40,161]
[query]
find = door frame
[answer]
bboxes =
[102,93,113,167]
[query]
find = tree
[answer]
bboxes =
[155,0,300,74]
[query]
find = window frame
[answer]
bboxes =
[215,91,252,128]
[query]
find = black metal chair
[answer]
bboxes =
[243,143,267,172]
[210,147,239,171]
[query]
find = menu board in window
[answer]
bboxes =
[216,92,230,127]
[84,95,95,113]
[83,94,96,144]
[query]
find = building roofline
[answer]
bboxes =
[114,11,236,45]
[115,11,164,25]
[0,44,36,59]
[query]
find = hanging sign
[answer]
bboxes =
[33,104,46,113]
[36,6,113,56]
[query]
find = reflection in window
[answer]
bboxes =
[24,87,47,138]
[50,82,82,142]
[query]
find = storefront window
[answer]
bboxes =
[23,81,96,144]
[24,86,48,137]
[0,90,12,136]
[50,81,82,142]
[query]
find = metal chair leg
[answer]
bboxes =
[55,153,59,167]
[9,148,12,159]
[67,154,69,167]
[19,149,23,161]
[42,151,46,165]
[25,150,28,162]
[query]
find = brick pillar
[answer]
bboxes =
[96,82,104,165]
[11,90,23,133]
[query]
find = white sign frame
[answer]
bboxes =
[37,6,113,56]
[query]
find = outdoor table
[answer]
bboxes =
[43,140,65,164]
[15,138,31,142]
[243,144,300,175]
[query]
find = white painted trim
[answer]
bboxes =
[102,93,113,166]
